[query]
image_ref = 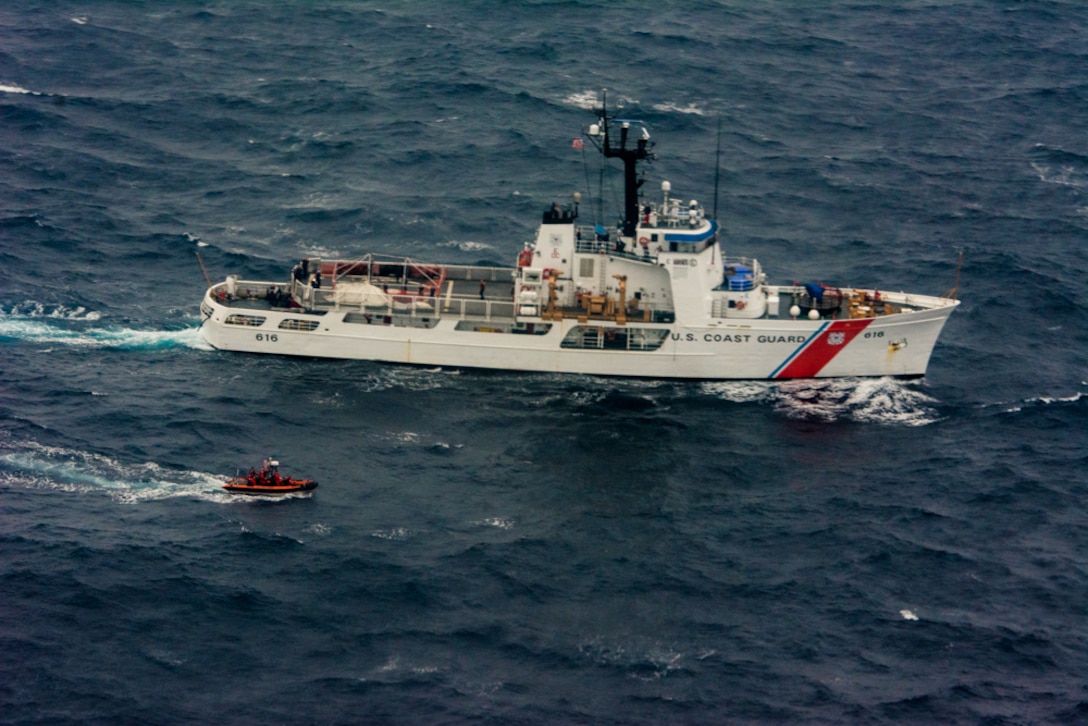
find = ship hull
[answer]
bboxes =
[200,288,956,380]
[223,479,317,495]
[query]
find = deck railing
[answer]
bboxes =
[214,277,519,325]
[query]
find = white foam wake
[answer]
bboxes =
[702,377,940,426]
[0,304,210,350]
[0,440,231,504]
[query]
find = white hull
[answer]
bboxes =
[200,284,955,380]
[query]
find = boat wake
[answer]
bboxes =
[0,303,210,350]
[0,439,232,504]
[702,377,941,426]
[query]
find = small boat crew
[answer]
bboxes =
[223,458,317,495]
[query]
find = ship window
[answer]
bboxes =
[579,258,595,278]
[345,312,437,329]
[343,312,382,325]
[455,321,506,333]
[453,321,552,335]
[559,326,668,351]
[279,319,320,332]
[224,314,266,327]
[512,322,551,335]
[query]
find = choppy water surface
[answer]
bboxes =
[1,2,1086,723]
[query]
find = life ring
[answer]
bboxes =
[735,300,747,310]
[639,236,650,247]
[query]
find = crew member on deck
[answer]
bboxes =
[479,280,487,299]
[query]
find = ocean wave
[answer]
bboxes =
[577,635,691,681]
[0,83,42,96]
[371,527,414,541]
[437,240,494,253]
[343,366,460,394]
[1029,161,1084,188]
[564,90,709,118]
[652,101,709,116]
[473,517,514,530]
[563,90,599,110]
[1029,144,1086,187]
[993,390,1086,414]
[0,302,101,321]
[563,90,640,111]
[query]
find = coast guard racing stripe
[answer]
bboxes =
[769,319,875,379]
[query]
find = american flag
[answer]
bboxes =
[571,137,583,150]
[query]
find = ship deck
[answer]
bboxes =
[210,263,522,324]
[207,259,952,330]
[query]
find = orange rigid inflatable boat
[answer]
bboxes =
[224,458,317,496]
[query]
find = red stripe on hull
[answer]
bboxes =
[775,319,875,378]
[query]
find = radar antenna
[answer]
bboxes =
[592,90,654,239]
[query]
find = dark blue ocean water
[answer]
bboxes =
[1,2,1086,723]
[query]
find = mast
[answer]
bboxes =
[593,91,653,239]
[713,115,722,221]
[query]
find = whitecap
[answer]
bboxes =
[437,240,494,252]
[0,83,40,95]
[475,517,514,530]
[371,527,412,540]
[1030,161,1084,188]
[3,302,101,320]
[387,432,419,444]
[993,390,1085,413]
[652,101,708,116]
[563,90,600,110]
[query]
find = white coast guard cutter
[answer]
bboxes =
[200,95,958,379]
